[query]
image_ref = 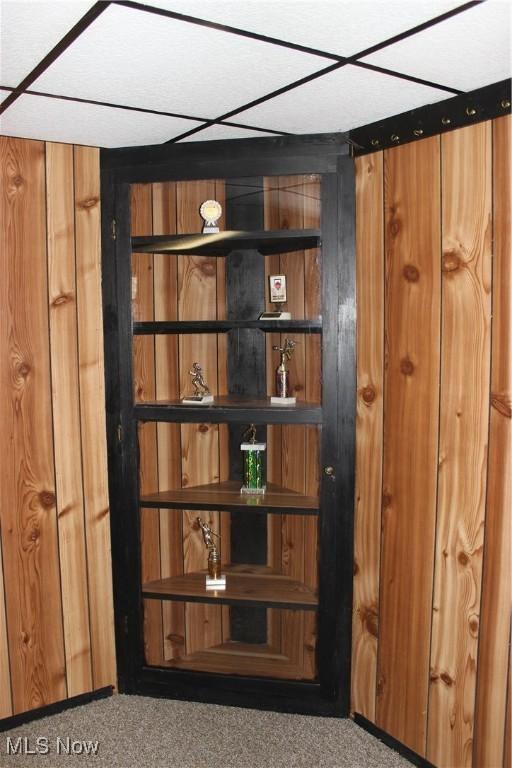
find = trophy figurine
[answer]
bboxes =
[196,516,226,590]
[259,274,291,320]
[182,362,214,405]
[271,338,297,405]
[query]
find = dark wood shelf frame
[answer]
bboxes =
[140,480,319,516]
[101,132,356,716]
[142,565,318,611]
[132,228,321,255]
[134,397,322,424]
[133,319,322,334]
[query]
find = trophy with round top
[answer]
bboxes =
[199,199,222,233]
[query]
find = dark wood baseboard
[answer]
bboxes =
[0,686,114,733]
[353,713,437,768]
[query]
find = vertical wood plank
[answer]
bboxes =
[177,180,222,654]
[427,122,492,768]
[131,183,163,665]
[264,176,283,651]
[376,137,441,754]
[473,115,511,768]
[351,152,384,719]
[0,538,13,718]
[303,174,321,680]
[74,146,116,689]
[279,176,306,669]
[0,137,67,712]
[152,181,185,661]
[46,142,92,697]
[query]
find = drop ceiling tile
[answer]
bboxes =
[236,64,449,135]
[0,1,96,84]
[0,94,198,147]
[361,1,511,91]
[144,0,463,58]
[178,124,280,142]
[31,3,325,118]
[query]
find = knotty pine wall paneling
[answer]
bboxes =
[352,116,511,768]
[0,136,116,722]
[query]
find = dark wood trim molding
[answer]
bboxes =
[353,714,437,768]
[0,687,114,733]
[350,79,511,155]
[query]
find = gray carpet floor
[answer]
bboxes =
[0,695,412,768]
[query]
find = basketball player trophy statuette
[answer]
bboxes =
[182,362,214,404]
[196,517,226,590]
[259,274,291,320]
[240,424,266,495]
[271,338,297,405]
[199,199,222,233]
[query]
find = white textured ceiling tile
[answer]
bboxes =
[178,124,279,142]
[31,3,324,117]
[0,0,96,84]
[144,0,463,57]
[0,94,198,147]
[362,1,512,90]
[238,65,449,134]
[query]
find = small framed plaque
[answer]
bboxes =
[269,274,287,303]
[259,274,291,320]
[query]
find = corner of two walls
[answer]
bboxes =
[0,136,116,720]
[351,115,511,768]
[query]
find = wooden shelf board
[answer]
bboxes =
[133,319,322,334]
[134,396,322,424]
[142,565,318,610]
[132,228,321,256]
[140,480,319,515]
[158,640,314,681]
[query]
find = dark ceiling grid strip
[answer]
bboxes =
[0,85,290,137]
[167,0,483,143]
[0,1,111,116]
[119,0,462,95]
[349,78,511,155]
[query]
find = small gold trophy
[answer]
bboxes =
[196,516,226,590]
[259,274,291,320]
[199,199,222,233]
[271,338,297,405]
[182,362,214,404]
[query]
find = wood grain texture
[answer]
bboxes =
[427,123,492,768]
[376,137,441,754]
[131,183,163,665]
[74,146,116,690]
[473,115,511,768]
[0,137,67,713]
[152,181,185,662]
[46,142,92,697]
[351,152,384,720]
[0,538,13,718]
[176,180,222,655]
[264,177,283,651]
[278,177,306,670]
[164,636,309,680]
[303,174,321,681]
[143,566,317,608]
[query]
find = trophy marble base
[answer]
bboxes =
[270,396,296,405]
[202,225,219,233]
[205,575,226,590]
[181,394,214,405]
[240,485,266,495]
[259,311,292,320]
